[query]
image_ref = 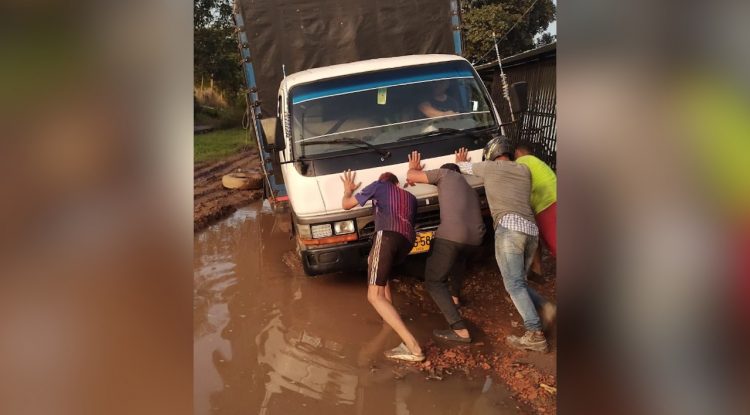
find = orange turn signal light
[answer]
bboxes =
[299,233,358,246]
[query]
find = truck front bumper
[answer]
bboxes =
[301,239,372,276]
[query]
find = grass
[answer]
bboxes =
[194,128,254,164]
[194,111,218,127]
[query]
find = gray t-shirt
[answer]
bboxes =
[425,168,486,246]
[469,160,535,227]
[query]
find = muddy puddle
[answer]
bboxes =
[194,200,524,414]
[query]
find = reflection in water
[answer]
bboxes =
[257,313,359,411]
[194,201,521,415]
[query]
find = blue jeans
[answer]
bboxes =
[495,226,547,331]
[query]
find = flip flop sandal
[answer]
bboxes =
[433,329,472,343]
[384,343,425,362]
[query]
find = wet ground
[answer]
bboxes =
[194,148,263,232]
[194,201,556,414]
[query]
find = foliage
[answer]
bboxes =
[194,128,254,163]
[194,0,244,99]
[462,0,556,64]
[535,32,556,47]
[195,105,247,130]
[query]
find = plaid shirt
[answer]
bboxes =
[457,162,473,175]
[499,213,539,236]
[457,161,538,236]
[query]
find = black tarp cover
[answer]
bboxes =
[236,0,457,117]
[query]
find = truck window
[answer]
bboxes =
[290,61,497,157]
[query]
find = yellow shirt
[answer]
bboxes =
[515,155,557,214]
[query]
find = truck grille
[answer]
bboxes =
[358,208,441,239]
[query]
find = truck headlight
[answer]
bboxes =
[296,224,311,239]
[311,224,333,239]
[333,220,355,235]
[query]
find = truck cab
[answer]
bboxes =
[260,54,502,275]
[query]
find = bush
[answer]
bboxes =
[194,90,246,129]
[216,104,246,129]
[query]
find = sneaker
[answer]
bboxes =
[384,343,425,362]
[506,330,548,353]
[540,302,557,330]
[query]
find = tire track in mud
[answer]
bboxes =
[194,147,264,232]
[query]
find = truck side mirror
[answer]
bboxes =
[259,117,276,151]
[259,117,287,152]
[274,118,286,152]
[509,81,528,114]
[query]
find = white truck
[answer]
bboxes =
[233,0,523,275]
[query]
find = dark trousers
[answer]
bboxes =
[424,238,479,330]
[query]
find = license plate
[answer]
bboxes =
[409,231,434,255]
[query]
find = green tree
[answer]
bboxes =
[194,0,243,99]
[535,32,556,47]
[462,0,556,64]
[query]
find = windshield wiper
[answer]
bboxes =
[301,137,392,161]
[397,126,494,142]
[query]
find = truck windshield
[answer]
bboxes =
[290,61,497,157]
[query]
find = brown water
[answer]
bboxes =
[194,201,521,415]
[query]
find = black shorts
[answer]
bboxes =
[368,230,412,286]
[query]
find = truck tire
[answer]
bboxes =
[301,256,320,277]
[222,172,263,190]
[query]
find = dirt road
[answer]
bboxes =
[194,148,263,231]
[194,201,557,414]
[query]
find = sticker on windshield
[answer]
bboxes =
[472,100,479,111]
[377,88,387,105]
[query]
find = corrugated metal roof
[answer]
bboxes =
[474,42,556,72]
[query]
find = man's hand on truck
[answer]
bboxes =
[455,147,471,162]
[340,169,362,210]
[405,151,428,187]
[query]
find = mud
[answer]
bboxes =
[194,201,557,414]
[194,148,263,232]
[394,258,558,414]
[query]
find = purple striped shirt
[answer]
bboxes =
[355,180,417,243]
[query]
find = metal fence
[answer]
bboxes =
[476,43,557,169]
